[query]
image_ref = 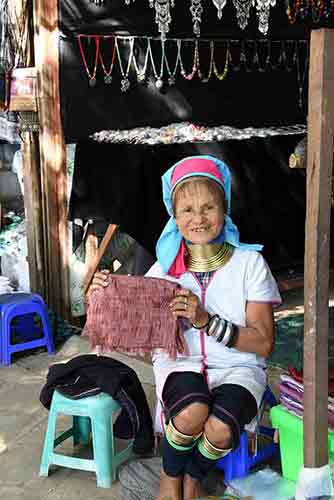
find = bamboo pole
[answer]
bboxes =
[33,0,70,317]
[303,28,334,467]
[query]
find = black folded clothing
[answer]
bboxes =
[56,374,101,400]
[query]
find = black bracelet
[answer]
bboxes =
[192,314,211,330]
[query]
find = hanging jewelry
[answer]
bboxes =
[148,38,165,89]
[232,39,249,71]
[115,36,135,92]
[99,36,116,84]
[77,35,100,87]
[179,39,200,81]
[150,0,173,39]
[252,40,264,72]
[232,0,252,30]
[132,37,151,83]
[285,40,298,72]
[164,38,181,85]
[190,0,203,37]
[213,42,230,80]
[295,40,309,109]
[254,0,276,35]
[201,40,214,82]
[212,0,227,20]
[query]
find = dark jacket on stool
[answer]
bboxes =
[40,354,154,455]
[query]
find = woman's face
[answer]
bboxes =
[174,180,225,245]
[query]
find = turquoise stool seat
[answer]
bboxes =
[39,390,133,488]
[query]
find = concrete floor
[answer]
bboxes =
[0,284,330,500]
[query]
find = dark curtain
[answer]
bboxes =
[59,0,311,142]
[69,135,307,271]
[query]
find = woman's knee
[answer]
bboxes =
[204,416,233,449]
[173,402,209,435]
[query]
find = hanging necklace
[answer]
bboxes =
[164,38,181,85]
[213,41,230,80]
[150,0,174,39]
[255,0,276,35]
[212,0,227,20]
[148,38,166,89]
[99,36,116,84]
[132,37,151,83]
[186,242,234,272]
[232,0,252,30]
[179,39,200,81]
[295,40,309,109]
[77,35,100,87]
[115,36,134,92]
[190,0,203,37]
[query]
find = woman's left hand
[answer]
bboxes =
[169,288,209,327]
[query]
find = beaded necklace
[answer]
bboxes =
[99,36,116,84]
[77,35,100,87]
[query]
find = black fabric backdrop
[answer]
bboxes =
[69,135,307,271]
[60,0,312,142]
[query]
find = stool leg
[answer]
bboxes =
[91,415,115,488]
[2,315,11,366]
[73,416,91,446]
[40,312,55,355]
[39,410,58,477]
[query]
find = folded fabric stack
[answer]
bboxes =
[279,370,334,427]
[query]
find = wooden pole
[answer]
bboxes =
[303,28,334,467]
[33,0,70,318]
[11,0,47,298]
[22,134,46,296]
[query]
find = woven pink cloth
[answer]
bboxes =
[83,276,188,359]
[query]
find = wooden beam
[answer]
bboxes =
[33,0,70,317]
[22,133,46,296]
[303,28,334,467]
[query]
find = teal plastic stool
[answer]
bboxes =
[39,390,133,488]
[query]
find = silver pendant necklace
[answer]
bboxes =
[115,37,135,92]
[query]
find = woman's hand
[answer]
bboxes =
[169,288,209,327]
[87,269,110,295]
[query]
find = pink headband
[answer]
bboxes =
[171,158,225,190]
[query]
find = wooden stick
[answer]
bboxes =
[303,28,334,467]
[84,224,119,295]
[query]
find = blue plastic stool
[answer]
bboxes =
[216,386,280,481]
[0,292,54,365]
[39,391,133,488]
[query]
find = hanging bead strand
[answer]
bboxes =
[213,42,230,80]
[77,35,100,87]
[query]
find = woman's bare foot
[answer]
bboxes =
[183,473,207,499]
[156,470,183,500]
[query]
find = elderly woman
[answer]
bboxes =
[91,155,281,500]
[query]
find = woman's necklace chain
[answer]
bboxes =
[115,36,135,92]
